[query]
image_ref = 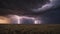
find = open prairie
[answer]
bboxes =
[0,24,60,34]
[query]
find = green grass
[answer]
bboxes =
[0,24,60,34]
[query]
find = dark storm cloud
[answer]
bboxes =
[31,0,60,13]
[0,0,49,9]
[40,0,60,24]
[0,0,50,16]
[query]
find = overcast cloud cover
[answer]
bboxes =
[0,0,60,24]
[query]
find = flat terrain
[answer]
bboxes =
[0,24,60,34]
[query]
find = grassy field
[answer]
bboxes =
[0,24,60,34]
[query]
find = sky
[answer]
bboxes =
[0,0,60,24]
